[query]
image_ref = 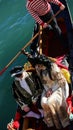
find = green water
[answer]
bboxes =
[0,0,73,130]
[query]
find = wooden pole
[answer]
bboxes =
[0,9,62,75]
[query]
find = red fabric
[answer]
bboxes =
[58,2,62,7]
[14,111,22,121]
[55,55,68,70]
[56,55,65,62]
[13,121,20,129]
[66,96,73,115]
[40,22,45,26]
[43,17,68,57]
[30,104,41,115]
[56,60,68,70]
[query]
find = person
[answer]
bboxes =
[27,54,70,129]
[30,22,39,56]
[7,66,44,130]
[26,0,65,36]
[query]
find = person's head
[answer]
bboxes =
[10,66,23,78]
[27,54,52,77]
[28,54,52,68]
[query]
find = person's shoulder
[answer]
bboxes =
[26,0,31,9]
[26,0,30,7]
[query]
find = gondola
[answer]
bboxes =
[21,0,73,130]
[4,0,73,130]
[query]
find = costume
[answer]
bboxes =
[11,69,43,112]
[10,66,44,130]
[13,105,43,130]
[28,54,70,129]
[40,63,70,129]
[66,95,73,121]
[26,0,64,35]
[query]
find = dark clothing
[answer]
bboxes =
[12,72,43,109]
[30,22,39,55]
[39,8,61,36]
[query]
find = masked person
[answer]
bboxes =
[7,66,43,130]
[28,54,70,129]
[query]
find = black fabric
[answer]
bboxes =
[30,22,39,55]
[11,72,43,108]
[28,54,52,68]
[39,8,62,36]
[28,54,53,80]
[12,81,32,106]
[10,66,23,75]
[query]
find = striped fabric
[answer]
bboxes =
[26,0,62,25]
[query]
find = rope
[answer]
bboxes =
[39,25,43,55]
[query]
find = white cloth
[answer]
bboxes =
[23,109,44,119]
[36,63,70,129]
[15,71,32,95]
[41,86,70,129]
